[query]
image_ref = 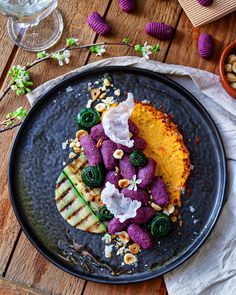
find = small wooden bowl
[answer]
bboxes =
[219,40,236,99]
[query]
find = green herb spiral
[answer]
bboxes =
[149,213,173,238]
[130,150,147,168]
[81,164,104,188]
[97,205,114,221]
[76,108,100,130]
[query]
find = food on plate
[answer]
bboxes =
[224,53,236,89]
[55,76,190,266]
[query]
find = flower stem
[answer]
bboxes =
[0,122,21,133]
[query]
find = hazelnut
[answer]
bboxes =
[129,243,140,254]
[114,89,121,96]
[227,54,236,64]
[69,152,76,159]
[226,73,236,83]
[118,231,130,244]
[113,149,124,159]
[231,82,236,89]
[224,63,232,72]
[232,62,236,74]
[167,204,175,214]
[124,253,137,265]
[151,202,162,211]
[95,103,106,112]
[76,129,88,140]
[99,93,106,99]
[90,88,101,100]
[118,179,129,188]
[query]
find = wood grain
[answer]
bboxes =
[5,233,85,295]
[165,10,236,74]
[0,277,46,295]
[83,278,167,295]
[0,15,15,79]
[89,0,182,63]
[0,0,110,277]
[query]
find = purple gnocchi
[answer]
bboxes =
[90,124,108,141]
[197,0,213,6]
[138,158,156,189]
[121,188,149,205]
[150,176,170,207]
[128,119,139,136]
[101,140,117,169]
[118,0,136,12]
[145,22,175,40]
[127,224,154,249]
[80,135,102,166]
[130,207,156,224]
[119,155,136,179]
[105,171,121,188]
[133,136,147,150]
[198,33,214,59]
[108,217,130,234]
[87,12,111,36]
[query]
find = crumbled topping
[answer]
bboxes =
[105,245,113,258]
[62,140,69,149]
[66,86,73,93]
[189,205,196,212]
[151,202,162,211]
[103,78,111,87]
[102,233,112,244]
[69,152,76,159]
[114,89,121,96]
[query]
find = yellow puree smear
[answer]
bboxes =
[130,102,190,207]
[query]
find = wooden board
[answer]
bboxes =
[165,10,236,74]
[0,16,15,80]
[5,233,85,295]
[0,0,110,279]
[89,0,182,63]
[0,277,46,295]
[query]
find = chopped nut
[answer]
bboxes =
[95,195,103,206]
[117,246,125,255]
[90,88,101,100]
[151,202,162,211]
[86,99,93,108]
[224,63,232,72]
[75,142,80,148]
[163,208,170,215]
[227,54,236,64]
[118,231,130,244]
[76,129,88,140]
[129,243,140,254]
[69,152,76,159]
[171,216,177,223]
[105,245,113,258]
[113,149,124,159]
[69,142,76,148]
[118,179,129,188]
[95,103,106,112]
[103,78,111,87]
[114,89,121,96]
[129,131,133,138]
[73,147,81,153]
[179,220,183,227]
[167,204,175,214]
[99,92,107,99]
[115,166,119,173]
[226,72,236,83]
[96,138,103,148]
[101,85,107,91]
[124,253,137,265]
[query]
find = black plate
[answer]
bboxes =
[9,67,226,284]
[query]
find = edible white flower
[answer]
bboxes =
[96,45,106,56]
[127,175,142,191]
[102,96,116,109]
[141,42,152,60]
[52,50,70,66]
[63,50,70,64]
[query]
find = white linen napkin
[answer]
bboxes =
[27,56,236,295]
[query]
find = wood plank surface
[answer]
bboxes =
[165,10,236,74]
[0,277,46,295]
[89,0,182,63]
[0,0,110,277]
[0,16,15,79]
[5,233,85,295]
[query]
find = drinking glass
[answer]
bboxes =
[0,0,64,52]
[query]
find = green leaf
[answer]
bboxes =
[37,51,47,59]
[66,37,78,46]
[6,121,14,127]
[134,44,142,53]
[123,37,130,44]
[89,45,100,54]
[152,44,160,52]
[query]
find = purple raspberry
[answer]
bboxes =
[87,12,111,36]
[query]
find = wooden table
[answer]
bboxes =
[0,1,235,294]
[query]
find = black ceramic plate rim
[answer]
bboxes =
[8,66,227,284]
